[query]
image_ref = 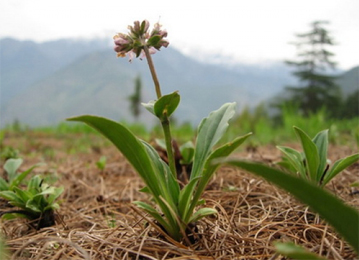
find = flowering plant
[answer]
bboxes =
[68,20,251,242]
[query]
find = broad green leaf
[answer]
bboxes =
[0,178,9,191]
[188,207,217,223]
[26,199,42,213]
[67,116,161,197]
[0,191,25,208]
[68,116,180,236]
[322,153,359,186]
[142,140,180,206]
[27,175,42,194]
[312,129,329,182]
[274,242,326,260]
[4,158,23,182]
[191,102,236,180]
[13,187,32,204]
[294,127,320,182]
[10,164,41,190]
[225,160,359,253]
[154,91,180,119]
[183,133,251,223]
[277,146,306,178]
[46,186,64,205]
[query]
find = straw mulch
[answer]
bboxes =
[1,133,358,259]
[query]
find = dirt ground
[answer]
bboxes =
[1,132,358,260]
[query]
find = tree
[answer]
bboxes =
[128,75,142,120]
[285,21,341,116]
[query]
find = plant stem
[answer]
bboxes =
[144,46,162,99]
[143,46,177,178]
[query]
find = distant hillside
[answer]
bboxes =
[335,65,359,96]
[1,38,356,127]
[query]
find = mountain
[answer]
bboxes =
[335,65,359,97]
[1,38,356,127]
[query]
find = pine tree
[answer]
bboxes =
[128,75,142,119]
[285,21,341,116]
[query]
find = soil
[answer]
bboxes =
[1,132,358,260]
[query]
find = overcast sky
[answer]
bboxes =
[1,0,358,70]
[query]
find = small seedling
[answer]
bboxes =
[277,126,359,186]
[0,158,38,192]
[0,146,19,161]
[96,156,107,171]
[0,159,63,229]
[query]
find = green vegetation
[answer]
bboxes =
[0,159,63,230]
[225,160,359,254]
[68,103,252,242]
[283,20,340,117]
[277,127,359,186]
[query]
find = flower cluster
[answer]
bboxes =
[113,20,169,61]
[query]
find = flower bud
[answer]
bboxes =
[113,20,169,61]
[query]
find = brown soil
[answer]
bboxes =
[1,132,358,260]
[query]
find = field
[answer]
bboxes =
[0,115,358,260]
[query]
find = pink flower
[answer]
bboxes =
[113,20,169,61]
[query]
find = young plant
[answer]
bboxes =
[67,20,251,242]
[223,160,359,254]
[0,158,38,192]
[96,156,107,171]
[0,159,63,229]
[276,126,359,186]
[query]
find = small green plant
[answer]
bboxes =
[276,126,359,186]
[0,146,19,161]
[68,20,251,242]
[223,159,359,254]
[0,159,63,229]
[96,156,107,171]
[0,158,38,192]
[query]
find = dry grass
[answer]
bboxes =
[1,133,358,259]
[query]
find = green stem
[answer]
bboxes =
[143,46,177,178]
[144,46,162,99]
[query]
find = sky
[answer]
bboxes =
[1,0,358,70]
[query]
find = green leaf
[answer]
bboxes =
[154,91,180,119]
[46,186,64,205]
[141,140,179,206]
[0,190,26,208]
[276,146,306,178]
[9,164,41,190]
[67,115,180,237]
[312,129,329,181]
[67,116,161,197]
[180,141,195,165]
[322,153,359,186]
[294,126,320,182]
[191,102,236,180]
[225,160,359,253]
[178,176,201,218]
[133,201,175,238]
[4,158,23,182]
[0,178,9,191]
[274,242,326,260]
[183,133,251,223]
[188,207,217,223]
